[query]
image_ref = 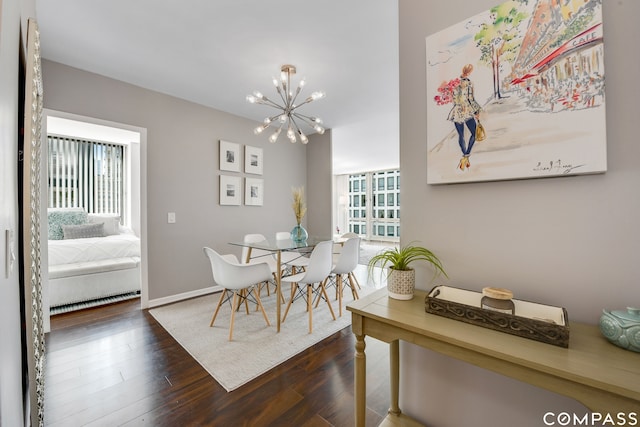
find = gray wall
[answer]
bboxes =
[41,59,330,302]
[306,129,334,238]
[399,1,639,426]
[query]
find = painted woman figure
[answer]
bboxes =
[448,64,482,170]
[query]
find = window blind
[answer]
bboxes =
[48,135,125,216]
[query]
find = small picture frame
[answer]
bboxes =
[219,175,241,205]
[245,178,264,206]
[220,140,240,172]
[245,145,263,175]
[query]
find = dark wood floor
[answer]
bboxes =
[44,297,390,426]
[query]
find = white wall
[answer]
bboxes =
[399,0,639,425]
[1,0,36,424]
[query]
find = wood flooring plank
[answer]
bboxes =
[45,290,390,426]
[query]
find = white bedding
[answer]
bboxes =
[48,233,141,266]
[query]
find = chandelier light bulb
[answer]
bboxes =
[269,128,281,143]
[287,127,296,143]
[310,91,325,101]
[246,94,257,103]
[298,130,308,144]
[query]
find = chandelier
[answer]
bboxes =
[246,64,325,144]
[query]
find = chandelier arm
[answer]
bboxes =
[275,86,289,106]
[289,116,303,132]
[291,113,314,128]
[290,86,304,108]
[292,112,319,124]
[293,97,314,109]
[258,95,286,110]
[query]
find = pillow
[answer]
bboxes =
[61,223,105,240]
[48,208,88,240]
[87,214,121,236]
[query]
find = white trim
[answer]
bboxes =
[42,109,149,327]
[148,285,222,309]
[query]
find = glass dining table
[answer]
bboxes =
[228,236,337,332]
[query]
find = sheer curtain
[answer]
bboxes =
[47,135,125,215]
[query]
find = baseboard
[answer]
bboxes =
[148,285,222,309]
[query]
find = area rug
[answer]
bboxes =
[149,282,377,392]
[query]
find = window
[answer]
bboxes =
[347,169,400,241]
[48,135,126,216]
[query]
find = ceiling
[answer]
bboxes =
[35,0,400,175]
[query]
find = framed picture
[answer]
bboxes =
[219,140,240,172]
[245,145,263,175]
[245,178,264,206]
[219,175,241,205]
[425,0,606,184]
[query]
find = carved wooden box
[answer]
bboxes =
[425,285,570,347]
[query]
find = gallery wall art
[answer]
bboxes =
[426,0,606,184]
[219,175,241,206]
[220,140,240,172]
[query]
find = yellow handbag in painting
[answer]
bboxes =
[476,120,486,141]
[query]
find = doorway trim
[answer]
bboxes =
[41,109,148,331]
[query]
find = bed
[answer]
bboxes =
[47,208,141,311]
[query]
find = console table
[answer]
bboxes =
[347,288,640,427]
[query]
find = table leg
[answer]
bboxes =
[389,339,400,416]
[276,250,282,332]
[355,332,366,427]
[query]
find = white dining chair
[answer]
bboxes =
[325,236,360,317]
[332,232,362,290]
[281,240,335,333]
[203,247,272,340]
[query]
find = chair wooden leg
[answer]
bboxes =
[320,281,336,321]
[210,289,227,327]
[314,277,329,309]
[229,291,238,341]
[307,284,313,334]
[242,289,250,314]
[282,283,297,322]
[255,286,271,326]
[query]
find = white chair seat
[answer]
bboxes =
[203,247,272,340]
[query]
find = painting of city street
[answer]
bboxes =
[426,0,606,184]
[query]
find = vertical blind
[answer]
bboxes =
[47,135,125,215]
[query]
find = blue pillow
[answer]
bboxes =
[48,208,88,240]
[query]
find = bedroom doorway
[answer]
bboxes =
[42,110,148,332]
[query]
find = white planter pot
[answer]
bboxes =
[387,268,415,300]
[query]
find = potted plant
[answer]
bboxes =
[368,243,447,300]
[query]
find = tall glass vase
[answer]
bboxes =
[290,224,308,243]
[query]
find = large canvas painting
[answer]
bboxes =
[426,0,606,184]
